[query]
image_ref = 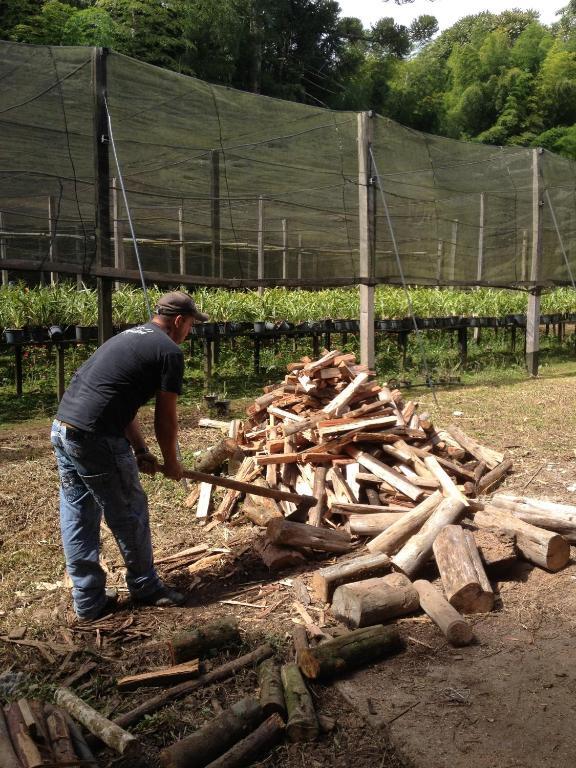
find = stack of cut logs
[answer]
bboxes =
[218,349,576,644]
[0,697,106,767]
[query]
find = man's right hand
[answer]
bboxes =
[162,458,184,481]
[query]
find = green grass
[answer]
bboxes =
[1,323,576,427]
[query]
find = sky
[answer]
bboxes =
[336,0,565,31]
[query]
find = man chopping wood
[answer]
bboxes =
[50,291,208,621]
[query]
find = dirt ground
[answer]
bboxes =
[2,369,576,767]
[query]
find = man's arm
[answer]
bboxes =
[154,391,183,480]
[125,415,159,475]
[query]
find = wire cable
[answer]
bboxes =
[370,145,439,406]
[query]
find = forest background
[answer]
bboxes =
[2,0,576,159]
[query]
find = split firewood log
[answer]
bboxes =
[366,491,442,554]
[257,660,286,720]
[203,714,285,768]
[266,519,352,554]
[432,525,494,613]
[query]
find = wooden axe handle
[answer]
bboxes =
[159,465,316,507]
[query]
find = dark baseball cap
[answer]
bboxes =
[154,291,209,321]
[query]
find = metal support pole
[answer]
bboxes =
[358,111,375,369]
[521,229,528,283]
[257,195,264,296]
[282,218,288,280]
[112,177,124,290]
[0,212,7,285]
[449,219,459,283]
[48,196,58,285]
[14,344,23,397]
[297,233,302,281]
[458,326,468,368]
[211,150,221,277]
[526,148,543,376]
[436,241,444,284]
[93,47,113,345]
[474,194,485,343]
[56,343,66,401]
[178,204,186,275]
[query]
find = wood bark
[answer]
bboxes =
[117,660,200,691]
[445,425,503,469]
[308,465,328,527]
[62,712,97,765]
[194,439,239,473]
[258,660,286,719]
[477,458,513,494]
[413,580,473,647]
[311,552,391,603]
[491,494,576,543]
[159,698,264,768]
[203,713,285,768]
[423,455,469,507]
[253,536,307,570]
[280,664,319,742]
[328,466,357,504]
[45,708,77,765]
[367,491,442,555]
[473,528,517,573]
[391,497,466,578]
[0,706,23,768]
[345,446,424,501]
[266,519,352,554]
[292,625,309,662]
[214,457,257,522]
[348,512,407,536]
[432,525,494,613]
[331,573,419,628]
[298,625,403,680]
[5,702,47,768]
[114,645,273,730]
[170,618,240,664]
[54,687,139,757]
[475,506,570,572]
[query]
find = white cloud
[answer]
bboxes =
[336,0,563,31]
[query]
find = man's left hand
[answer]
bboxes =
[136,450,160,475]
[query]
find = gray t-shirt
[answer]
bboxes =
[56,322,184,435]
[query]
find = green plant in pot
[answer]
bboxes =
[1,286,29,343]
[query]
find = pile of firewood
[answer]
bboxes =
[0,697,100,766]
[205,348,576,642]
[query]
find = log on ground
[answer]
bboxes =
[475,506,570,572]
[298,625,404,680]
[159,697,264,768]
[413,579,473,647]
[281,663,319,742]
[491,494,576,543]
[266,519,352,554]
[170,618,240,664]
[54,687,139,757]
[331,572,419,628]
[311,552,391,603]
[0,706,25,768]
[258,660,286,719]
[433,525,494,613]
[204,713,285,768]
[253,536,307,570]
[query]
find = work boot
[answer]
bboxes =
[134,586,186,608]
[72,588,119,625]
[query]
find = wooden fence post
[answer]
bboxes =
[526,148,543,377]
[358,111,375,369]
[92,47,113,345]
[258,195,264,296]
[211,150,221,277]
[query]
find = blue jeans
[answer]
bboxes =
[50,419,162,619]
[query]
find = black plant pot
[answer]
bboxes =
[4,328,24,344]
[214,399,231,417]
[27,326,47,342]
[48,325,64,341]
[75,325,97,342]
[253,321,266,334]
